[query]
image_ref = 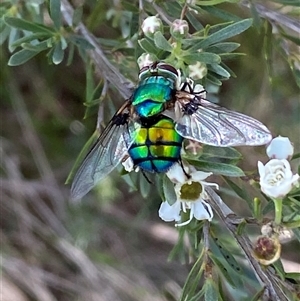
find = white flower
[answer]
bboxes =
[266,136,294,160]
[141,16,163,38]
[258,159,299,198]
[159,163,218,226]
[137,53,156,69]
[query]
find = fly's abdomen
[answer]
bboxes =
[128,117,183,173]
[132,76,175,117]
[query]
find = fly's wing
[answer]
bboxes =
[175,95,272,147]
[71,103,139,200]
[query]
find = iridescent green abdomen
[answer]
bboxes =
[128,116,183,173]
[132,76,176,117]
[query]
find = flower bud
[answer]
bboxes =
[170,19,189,39]
[188,62,207,80]
[141,16,163,38]
[266,136,294,160]
[253,235,281,265]
[137,53,156,69]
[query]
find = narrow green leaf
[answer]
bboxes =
[153,31,172,52]
[206,73,222,86]
[210,255,243,289]
[85,61,95,103]
[202,145,242,160]
[186,11,203,31]
[8,49,41,66]
[69,35,94,50]
[223,177,254,210]
[11,33,51,47]
[66,42,75,65]
[0,26,10,45]
[49,0,61,29]
[196,0,239,5]
[209,63,231,78]
[204,279,219,301]
[52,40,64,64]
[72,5,83,27]
[4,17,55,34]
[139,173,151,198]
[186,159,245,177]
[22,40,50,51]
[138,38,158,54]
[8,27,20,52]
[201,5,241,22]
[163,175,176,205]
[190,19,253,51]
[206,42,240,54]
[183,52,221,64]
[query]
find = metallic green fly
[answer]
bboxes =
[71,62,272,199]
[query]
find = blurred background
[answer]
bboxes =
[1,1,299,300]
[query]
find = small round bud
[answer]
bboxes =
[141,16,163,38]
[253,235,281,265]
[188,62,207,80]
[266,136,294,160]
[170,19,189,39]
[137,53,156,69]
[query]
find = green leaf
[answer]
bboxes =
[285,272,300,281]
[139,173,151,198]
[21,40,50,51]
[11,32,51,47]
[270,0,300,5]
[4,17,55,34]
[138,38,158,54]
[183,52,221,64]
[153,31,172,52]
[190,19,253,51]
[0,25,10,45]
[206,42,240,54]
[201,145,242,160]
[186,11,203,31]
[49,0,61,29]
[195,0,239,5]
[163,175,176,205]
[291,152,300,160]
[209,63,231,78]
[204,279,219,301]
[223,177,254,210]
[8,49,41,66]
[52,40,64,64]
[201,5,241,22]
[72,5,83,27]
[8,27,20,52]
[69,35,94,50]
[186,159,245,177]
[206,73,222,86]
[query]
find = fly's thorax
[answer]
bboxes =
[132,76,176,117]
[139,62,179,84]
[128,116,184,173]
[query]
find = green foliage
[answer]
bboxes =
[1,1,300,301]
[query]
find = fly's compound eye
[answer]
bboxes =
[156,63,178,77]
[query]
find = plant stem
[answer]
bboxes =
[273,198,283,225]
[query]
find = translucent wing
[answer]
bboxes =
[175,91,272,147]
[71,102,139,200]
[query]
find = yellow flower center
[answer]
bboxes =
[180,181,202,201]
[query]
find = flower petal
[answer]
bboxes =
[159,201,181,222]
[193,200,213,221]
